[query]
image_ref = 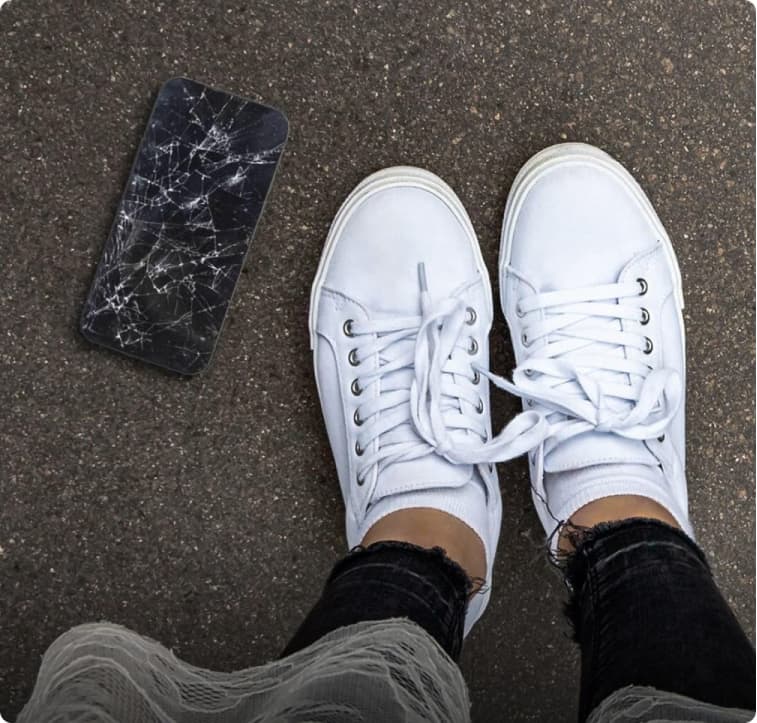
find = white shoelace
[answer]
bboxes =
[347,263,547,483]
[489,278,683,461]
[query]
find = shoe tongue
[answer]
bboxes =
[373,452,473,503]
[544,430,657,474]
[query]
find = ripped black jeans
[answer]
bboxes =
[283,519,755,721]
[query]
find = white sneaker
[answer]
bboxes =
[498,143,693,548]
[309,166,546,633]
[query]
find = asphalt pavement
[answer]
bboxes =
[0,1,754,720]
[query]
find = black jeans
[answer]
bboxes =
[283,519,755,720]
[564,519,755,719]
[281,541,472,660]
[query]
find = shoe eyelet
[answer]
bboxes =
[643,337,654,354]
[355,441,364,456]
[356,474,365,486]
[343,319,355,337]
[521,332,531,347]
[348,349,360,366]
[465,307,477,325]
[524,368,534,377]
[468,338,478,355]
[637,278,648,296]
[526,399,534,408]
[640,308,650,325]
[353,409,364,426]
[515,302,525,318]
[657,434,666,442]
[476,399,484,414]
[351,379,362,396]
[472,370,480,385]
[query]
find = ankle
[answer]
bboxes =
[360,507,487,588]
[559,495,680,553]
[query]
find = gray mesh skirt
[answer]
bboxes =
[12,619,754,723]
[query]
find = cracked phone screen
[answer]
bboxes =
[80,78,288,374]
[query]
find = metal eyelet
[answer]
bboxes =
[476,399,484,414]
[657,434,666,442]
[353,409,363,426]
[643,337,654,354]
[465,307,477,325]
[355,441,364,456]
[472,370,480,385]
[348,349,360,366]
[515,302,525,318]
[637,278,648,296]
[343,319,355,337]
[468,338,478,355]
[351,379,362,396]
[524,368,534,377]
[521,332,531,347]
[640,308,650,325]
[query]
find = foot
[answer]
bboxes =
[310,167,546,633]
[498,143,692,548]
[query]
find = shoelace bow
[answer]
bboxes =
[488,278,683,462]
[348,263,547,483]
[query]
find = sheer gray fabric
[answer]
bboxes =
[14,619,753,722]
[16,620,470,723]
[587,686,754,723]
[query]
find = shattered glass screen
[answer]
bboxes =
[80,77,288,374]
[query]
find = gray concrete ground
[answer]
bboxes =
[0,0,754,720]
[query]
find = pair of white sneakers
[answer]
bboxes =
[308,143,693,635]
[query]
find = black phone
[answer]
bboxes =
[80,77,288,374]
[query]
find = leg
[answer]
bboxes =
[499,143,755,720]
[283,511,485,660]
[563,516,755,720]
[281,539,472,660]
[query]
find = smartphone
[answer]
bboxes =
[80,77,288,374]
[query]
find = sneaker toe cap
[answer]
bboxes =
[323,186,483,313]
[508,160,660,289]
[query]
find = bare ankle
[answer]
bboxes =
[559,495,680,553]
[360,507,487,589]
